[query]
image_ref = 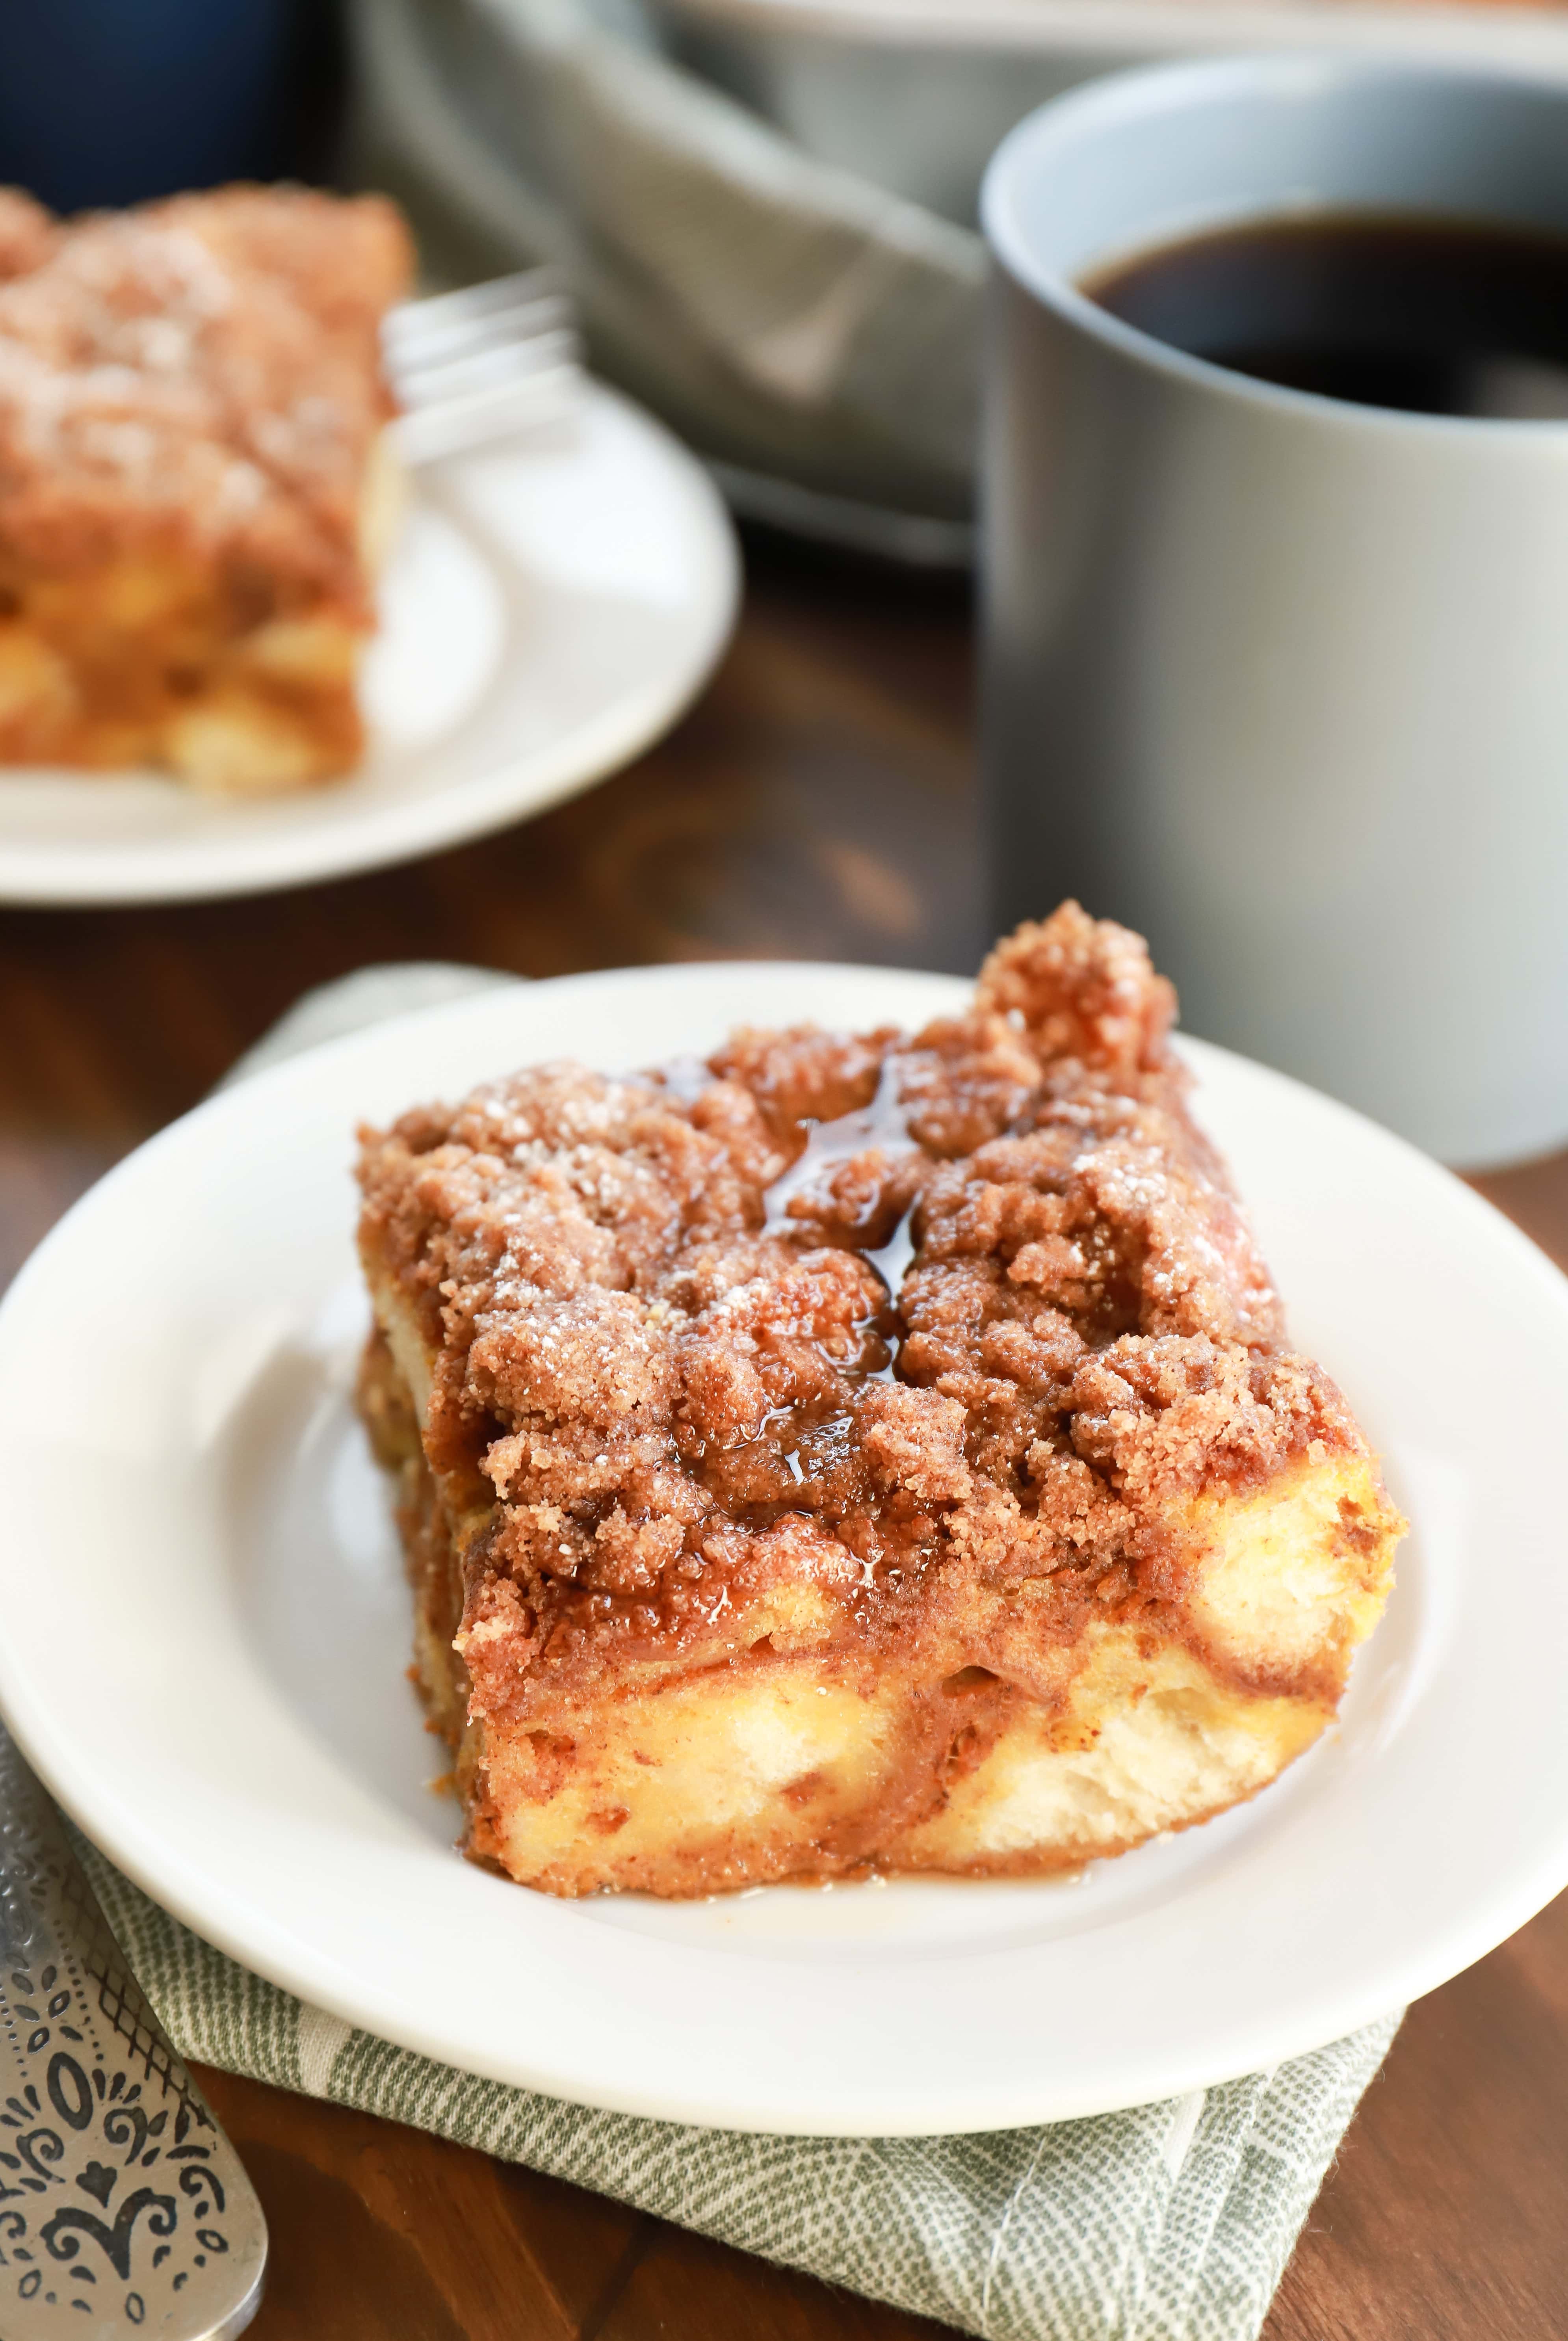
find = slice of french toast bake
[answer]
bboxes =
[355,904,1403,1897]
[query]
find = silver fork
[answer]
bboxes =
[383,268,582,465]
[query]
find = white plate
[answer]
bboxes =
[2,961,1568,2136]
[0,384,738,906]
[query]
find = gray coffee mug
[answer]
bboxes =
[981,56,1568,1166]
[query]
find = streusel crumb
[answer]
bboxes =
[0,182,409,602]
[359,907,1352,1686]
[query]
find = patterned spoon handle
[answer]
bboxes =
[0,1724,266,2338]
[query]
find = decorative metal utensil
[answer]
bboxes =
[0,1726,266,2338]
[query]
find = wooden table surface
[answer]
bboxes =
[2,532,1566,2341]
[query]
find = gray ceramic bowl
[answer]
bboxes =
[654,0,1568,225]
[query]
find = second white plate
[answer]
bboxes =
[0,383,739,906]
[2,961,1568,2134]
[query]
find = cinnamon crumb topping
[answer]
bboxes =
[0,192,59,284]
[357,907,1365,1711]
[0,182,411,608]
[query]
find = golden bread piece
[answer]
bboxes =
[355,905,1403,1897]
[0,182,411,792]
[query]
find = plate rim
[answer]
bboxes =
[0,384,740,909]
[5,959,1568,2135]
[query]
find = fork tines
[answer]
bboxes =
[385,268,582,465]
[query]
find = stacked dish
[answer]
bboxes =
[657,0,1568,223]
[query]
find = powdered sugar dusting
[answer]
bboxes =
[0,184,411,594]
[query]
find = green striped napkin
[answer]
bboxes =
[78,967,1399,2341]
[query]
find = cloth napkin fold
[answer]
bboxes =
[76,966,1399,2341]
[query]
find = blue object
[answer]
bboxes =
[0,0,308,213]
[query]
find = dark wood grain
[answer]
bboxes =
[2,529,1565,2339]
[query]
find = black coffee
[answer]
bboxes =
[1081,211,1568,418]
